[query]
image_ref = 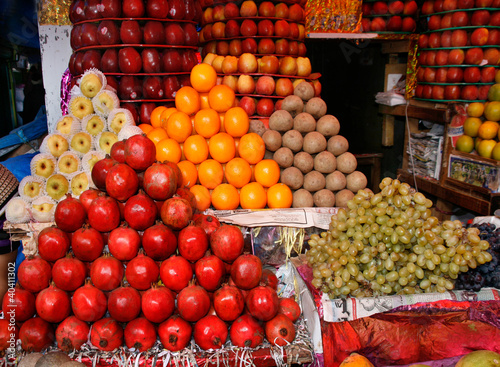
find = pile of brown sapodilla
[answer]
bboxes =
[262,81,367,208]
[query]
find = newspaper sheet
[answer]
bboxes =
[205,207,338,230]
[322,288,500,322]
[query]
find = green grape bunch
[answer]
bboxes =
[306,177,492,299]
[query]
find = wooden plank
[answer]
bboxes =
[382,114,395,147]
[378,103,449,124]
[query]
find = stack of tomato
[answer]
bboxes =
[0,133,302,356]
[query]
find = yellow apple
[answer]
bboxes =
[31,201,56,223]
[32,154,56,178]
[58,153,80,174]
[56,115,79,135]
[98,131,119,154]
[70,96,94,120]
[71,172,90,196]
[108,109,133,134]
[22,180,43,199]
[80,73,103,98]
[92,90,119,118]
[44,134,69,158]
[84,115,106,136]
[71,132,93,155]
[45,174,70,201]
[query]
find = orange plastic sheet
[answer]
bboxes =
[322,299,500,367]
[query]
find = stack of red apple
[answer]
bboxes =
[2,134,304,361]
[415,0,500,101]
[68,0,202,125]
[361,0,418,33]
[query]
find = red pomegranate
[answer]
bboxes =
[143,162,177,200]
[175,187,197,211]
[54,194,87,232]
[176,282,211,322]
[108,285,141,322]
[278,297,301,322]
[37,226,70,262]
[142,221,177,261]
[123,190,158,230]
[261,268,279,290]
[125,252,160,290]
[71,224,105,261]
[213,284,245,322]
[1,287,35,322]
[210,224,244,263]
[90,254,124,291]
[79,188,100,213]
[124,317,157,352]
[0,319,18,352]
[194,253,225,292]
[160,255,193,292]
[194,214,221,239]
[164,161,183,188]
[193,315,228,350]
[35,284,71,323]
[91,155,116,191]
[56,315,91,352]
[107,222,141,260]
[158,315,192,352]
[110,140,126,163]
[141,284,175,323]
[19,317,55,352]
[229,314,265,348]
[71,281,107,322]
[124,134,156,171]
[90,317,124,351]
[87,194,121,232]
[52,254,87,291]
[105,163,139,201]
[265,314,296,346]
[177,224,209,262]
[17,256,51,293]
[160,197,193,230]
[246,285,279,321]
[230,254,263,290]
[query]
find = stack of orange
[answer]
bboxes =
[140,63,292,211]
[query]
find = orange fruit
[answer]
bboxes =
[190,63,218,93]
[160,107,178,129]
[177,160,198,188]
[208,84,235,112]
[238,133,265,164]
[190,185,211,211]
[211,183,239,210]
[138,123,153,134]
[156,138,182,163]
[199,92,210,109]
[240,182,267,209]
[225,157,252,188]
[208,132,236,163]
[267,183,293,209]
[478,120,499,139]
[484,101,500,122]
[183,135,209,164]
[194,108,221,138]
[150,106,167,128]
[224,107,250,138]
[175,86,201,116]
[477,139,497,158]
[198,159,224,189]
[467,102,484,118]
[463,117,482,137]
[455,135,474,153]
[166,111,193,143]
[254,159,280,187]
[146,127,169,145]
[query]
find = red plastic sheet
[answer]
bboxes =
[322,300,500,367]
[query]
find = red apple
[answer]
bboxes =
[424,68,436,82]
[106,76,119,92]
[371,17,386,31]
[240,1,258,17]
[289,4,304,22]
[255,76,276,95]
[183,23,199,46]
[403,1,418,15]
[418,34,429,49]
[119,47,142,73]
[237,75,256,94]
[427,15,442,31]
[478,85,490,100]
[312,79,322,97]
[434,0,445,11]
[418,51,428,66]
[451,11,469,27]
[450,29,467,47]
[297,42,307,57]
[490,11,500,26]
[278,56,298,76]
[443,0,458,11]
[239,96,257,116]
[475,0,493,7]
[426,50,437,66]
[464,47,484,65]
[140,102,156,124]
[178,75,191,88]
[289,41,299,56]
[242,38,258,54]
[85,0,100,19]
[275,3,289,18]
[142,48,161,73]
[162,49,182,72]
[241,19,258,36]
[448,49,465,65]
[444,85,461,99]
[143,76,164,99]
[181,50,198,72]
[70,25,82,50]
[120,20,142,44]
[163,76,180,99]
[258,39,276,54]
[69,0,86,23]
[97,20,119,45]
[441,13,453,29]
[415,84,424,98]
[258,20,274,36]
[446,67,464,82]
[436,50,450,65]
[387,16,403,31]
[464,67,481,83]
[224,3,240,18]
[238,53,258,73]
[202,8,213,25]
[436,67,448,82]
[123,0,145,17]
[487,29,500,45]
[428,33,441,48]
[422,1,434,14]
[275,78,293,97]
[216,41,230,56]
[297,24,306,41]
[471,28,489,46]
[119,75,142,100]
[480,66,496,82]
[202,25,213,41]
[146,0,169,18]
[80,23,99,47]
[165,23,185,45]
[440,31,452,47]
[275,38,290,55]
[484,48,500,65]
[458,0,475,8]
[471,10,491,26]
[222,75,238,92]
[289,23,300,39]
[212,5,225,21]
[362,3,372,15]
[275,20,291,38]
[461,85,478,100]
[422,85,433,99]
[71,52,84,75]
[258,55,280,74]
[168,0,186,19]
[258,1,275,17]
[144,21,165,44]
[417,67,426,81]
[256,98,275,117]
[389,1,404,14]
[229,39,243,56]
[373,1,389,15]
[432,85,445,100]
[225,20,240,38]
[212,21,226,38]
[101,49,119,73]
[82,50,101,71]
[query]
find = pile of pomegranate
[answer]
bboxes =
[1,134,303,357]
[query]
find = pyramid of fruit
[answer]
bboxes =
[3,131,305,358]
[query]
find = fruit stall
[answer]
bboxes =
[1,0,500,366]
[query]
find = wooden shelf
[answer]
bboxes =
[378,100,450,124]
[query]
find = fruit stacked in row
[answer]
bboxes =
[361,0,418,33]
[140,63,294,210]
[455,222,500,290]
[306,177,493,299]
[67,0,202,122]
[199,0,307,58]
[416,0,500,101]
[263,81,367,208]
[455,70,500,159]
[1,133,303,354]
